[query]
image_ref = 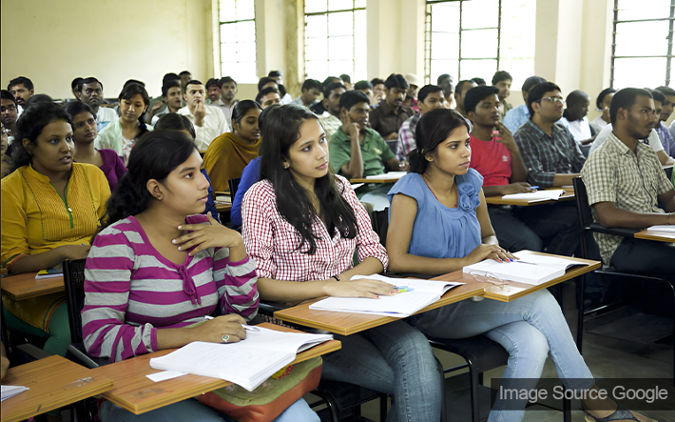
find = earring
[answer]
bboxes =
[156,195,163,201]
[282,163,290,169]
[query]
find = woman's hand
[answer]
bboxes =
[189,314,247,344]
[464,244,516,266]
[323,277,395,299]
[56,244,91,260]
[173,214,244,256]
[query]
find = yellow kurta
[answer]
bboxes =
[203,132,260,192]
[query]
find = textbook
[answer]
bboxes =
[463,251,589,285]
[500,189,565,202]
[645,225,675,233]
[365,171,407,181]
[309,274,463,318]
[1,385,29,401]
[35,267,63,280]
[149,325,332,391]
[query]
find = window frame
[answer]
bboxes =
[218,0,257,83]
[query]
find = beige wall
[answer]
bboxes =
[1,0,214,100]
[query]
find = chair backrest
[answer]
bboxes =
[572,177,593,228]
[228,177,241,202]
[62,258,87,344]
[370,208,389,247]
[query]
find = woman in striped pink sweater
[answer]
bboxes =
[82,130,318,421]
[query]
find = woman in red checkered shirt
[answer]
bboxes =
[242,104,443,422]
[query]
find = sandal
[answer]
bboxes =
[583,404,643,422]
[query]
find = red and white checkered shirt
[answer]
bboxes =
[242,175,388,281]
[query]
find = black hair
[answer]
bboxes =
[154,113,196,139]
[257,77,277,92]
[322,82,345,99]
[471,77,486,86]
[268,70,282,78]
[183,79,203,94]
[322,76,340,88]
[8,76,34,91]
[354,80,373,91]
[339,74,351,84]
[206,78,221,89]
[259,105,358,254]
[565,90,589,106]
[232,100,261,126]
[650,88,666,105]
[437,74,452,85]
[301,79,322,92]
[610,88,652,125]
[220,76,237,87]
[81,77,103,90]
[24,94,53,109]
[655,86,675,97]
[491,71,512,85]
[521,76,546,93]
[370,78,385,87]
[1,89,17,104]
[124,79,145,88]
[464,85,499,114]
[162,73,180,85]
[595,87,616,110]
[179,70,191,76]
[339,90,370,111]
[256,87,280,104]
[526,81,560,116]
[455,80,475,96]
[118,83,150,130]
[65,101,96,121]
[103,130,197,227]
[384,73,409,90]
[410,108,470,173]
[417,85,443,104]
[161,79,181,97]
[12,102,71,170]
[71,77,83,91]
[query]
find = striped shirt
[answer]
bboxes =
[397,113,421,161]
[242,176,388,281]
[82,216,258,362]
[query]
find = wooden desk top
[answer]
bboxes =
[273,283,488,336]
[350,177,400,184]
[1,355,113,422]
[89,322,341,415]
[215,202,232,212]
[0,273,64,301]
[431,252,601,302]
[634,229,675,243]
[485,188,575,206]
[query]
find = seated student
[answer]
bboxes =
[266,71,293,105]
[492,70,513,119]
[582,88,675,276]
[503,75,546,133]
[386,108,652,422]
[96,83,152,164]
[154,113,219,221]
[590,88,615,135]
[79,77,118,131]
[291,79,322,109]
[149,79,183,125]
[560,90,594,148]
[242,105,443,422]
[145,73,181,124]
[309,82,346,141]
[370,77,386,106]
[255,87,281,109]
[66,102,127,191]
[369,74,414,140]
[353,80,374,105]
[1,123,12,178]
[1,89,18,141]
[178,80,228,152]
[1,102,110,355]
[7,76,34,113]
[653,87,675,157]
[403,73,420,112]
[339,73,352,91]
[219,77,239,132]
[452,80,478,117]
[203,100,262,192]
[397,84,446,161]
[83,130,317,422]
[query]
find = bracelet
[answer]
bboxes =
[332,275,340,282]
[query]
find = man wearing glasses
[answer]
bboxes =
[0,90,18,140]
[514,82,586,189]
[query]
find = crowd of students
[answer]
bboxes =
[1,68,673,422]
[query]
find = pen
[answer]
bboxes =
[529,185,539,190]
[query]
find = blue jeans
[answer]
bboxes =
[100,398,319,422]
[321,319,443,422]
[412,289,594,422]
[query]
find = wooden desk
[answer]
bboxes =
[89,322,341,415]
[215,192,232,212]
[485,188,575,206]
[0,273,64,301]
[634,229,675,243]
[431,253,601,302]
[1,355,113,422]
[273,283,488,336]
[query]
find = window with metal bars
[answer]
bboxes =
[424,0,535,89]
[218,0,257,83]
[304,0,366,81]
[611,0,675,88]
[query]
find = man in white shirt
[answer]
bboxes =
[177,80,228,152]
[79,77,117,131]
[219,76,238,131]
[560,90,593,145]
[591,121,675,166]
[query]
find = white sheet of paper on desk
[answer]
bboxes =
[646,225,675,233]
[365,171,407,180]
[146,370,187,382]
[501,189,565,201]
[1,385,29,401]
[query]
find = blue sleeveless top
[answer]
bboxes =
[387,169,483,259]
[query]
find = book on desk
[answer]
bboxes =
[463,250,590,286]
[500,189,565,202]
[149,325,332,391]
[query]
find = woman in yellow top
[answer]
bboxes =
[203,100,261,192]
[1,102,110,355]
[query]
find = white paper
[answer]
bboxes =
[646,225,675,233]
[1,385,29,401]
[501,189,565,201]
[365,171,406,180]
[146,370,187,382]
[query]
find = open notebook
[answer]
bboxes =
[365,171,407,181]
[463,251,589,285]
[149,326,332,391]
[309,274,463,317]
[645,225,675,233]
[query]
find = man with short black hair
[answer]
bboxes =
[177,79,228,151]
[453,80,478,116]
[504,75,547,133]
[179,70,192,89]
[654,86,675,157]
[149,79,182,125]
[1,90,18,140]
[582,88,675,274]
[206,78,223,105]
[491,70,513,119]
[339,74,352,91]
[79,76,117,131]
[220,76,238,131]
[266,71,292,104]
[310,82,346,140]
[397,85,445,160]
[354,80,374,105]
[255,87,281,109]
[291,79,322,109]
[369,74,414,140]
[370,78,386,105]
[71,77,83,101]
[7,76,33,110]
[561,90,594,148]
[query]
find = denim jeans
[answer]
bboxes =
[99,398,319,422]
[321,319,443,422]
[411,289,594,422]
